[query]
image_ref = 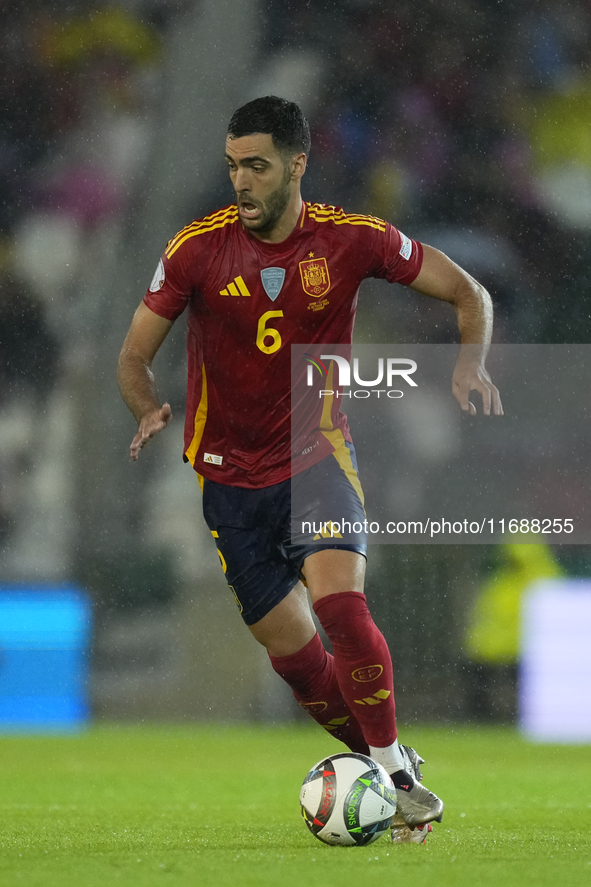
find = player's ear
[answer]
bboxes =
[290,152,307,181]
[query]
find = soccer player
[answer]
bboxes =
[118,96,502,843]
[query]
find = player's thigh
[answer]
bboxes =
[303,548,366,604]
[201,476,302,627]
[248,580,317,657]
[289,442,367,602]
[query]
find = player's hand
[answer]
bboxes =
[129,403,172,460]
[452,359,503,416]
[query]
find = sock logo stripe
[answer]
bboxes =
[354,688,392,706]
[322,715,351,730]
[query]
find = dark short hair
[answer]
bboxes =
[227,96,311,156]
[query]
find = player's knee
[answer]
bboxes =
[248,606,316,658]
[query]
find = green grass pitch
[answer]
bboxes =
[0,723,589,887]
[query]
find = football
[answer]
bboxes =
[300,752,397,846]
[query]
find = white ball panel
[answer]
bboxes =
[359,785,397,825]
[299,774,324,816]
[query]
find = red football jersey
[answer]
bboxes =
[143,202,423,488]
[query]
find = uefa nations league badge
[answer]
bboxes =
[260,267,285,301]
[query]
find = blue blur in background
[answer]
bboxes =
[0,586,91,732]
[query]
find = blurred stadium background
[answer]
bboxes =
[1,0,591,730]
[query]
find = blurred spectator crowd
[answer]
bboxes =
[0,0,183,544]
[264,0,591,344]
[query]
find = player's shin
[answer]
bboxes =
[268,632,369,754]
[312,592,400,760]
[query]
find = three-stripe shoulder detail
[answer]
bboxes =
[306,203,386,232]
[165,207,239,258]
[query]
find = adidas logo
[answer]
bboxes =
[220,275,251,297]
[313,521,343,540]
[354,688,391,706]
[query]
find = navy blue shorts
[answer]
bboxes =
[201,443,367,625]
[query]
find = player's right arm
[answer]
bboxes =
[117,302,174,461]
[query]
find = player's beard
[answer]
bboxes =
[238,165,291,235]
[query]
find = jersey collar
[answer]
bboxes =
[240,201,310,252]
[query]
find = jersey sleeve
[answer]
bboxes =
[367,222,423,286]
[143,241,196,321]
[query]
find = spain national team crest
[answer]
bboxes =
[299,257,331,298]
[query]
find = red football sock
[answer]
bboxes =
[313,591,397,748]
[269,632,369,755]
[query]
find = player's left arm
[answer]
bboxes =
[409,244,503,416]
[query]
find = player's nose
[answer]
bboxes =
[234,168,251,192]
